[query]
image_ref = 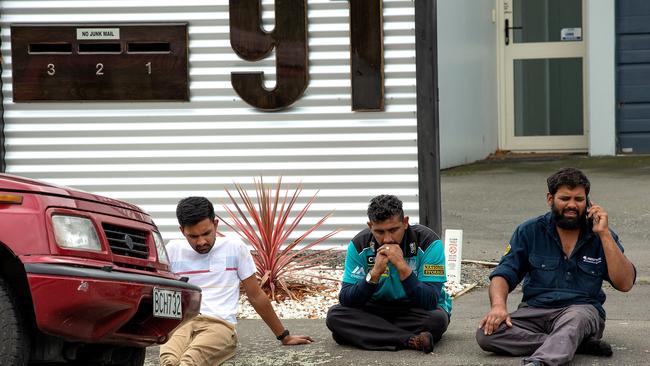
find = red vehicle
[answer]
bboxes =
[0,173,201,365]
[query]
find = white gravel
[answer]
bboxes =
[237,268,476,320]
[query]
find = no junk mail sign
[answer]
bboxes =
[230,0,385,111]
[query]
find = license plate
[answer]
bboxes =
[153,288,182,319]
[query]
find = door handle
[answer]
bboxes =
[505,18,523,45]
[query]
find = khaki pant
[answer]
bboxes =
[160,314,237,366]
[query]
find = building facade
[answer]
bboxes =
[1,1,644,246]
[0,0,430,245]
[438,0,649,167]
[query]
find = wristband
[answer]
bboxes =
[276,329,290,341]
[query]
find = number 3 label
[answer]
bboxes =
[47,63,55,76]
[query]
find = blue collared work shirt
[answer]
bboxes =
[490,212,631,319]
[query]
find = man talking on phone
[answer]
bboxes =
[476,168,636,366]
[326,195,451,353]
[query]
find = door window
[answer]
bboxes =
[513,0,582,43]
[514,58,583,136]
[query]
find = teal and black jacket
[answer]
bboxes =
[339,224,452,315]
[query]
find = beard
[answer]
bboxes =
[551,203,587,230]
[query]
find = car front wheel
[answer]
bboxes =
[0,277,30,366]
[70,345,145,366]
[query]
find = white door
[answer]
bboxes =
[499,0,586,151]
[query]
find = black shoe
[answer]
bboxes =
[406,331,434,353]
[522,362,544,366]
[577,338,613,357]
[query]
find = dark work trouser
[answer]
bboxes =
[475,304,604,366]
[325,302,450,351]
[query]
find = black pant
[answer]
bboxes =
[325,302,450,351]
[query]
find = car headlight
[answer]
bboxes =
[153,231,170,265]
[52,215,101,251]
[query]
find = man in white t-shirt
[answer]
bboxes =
[160,197,313,366]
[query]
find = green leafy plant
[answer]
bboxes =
[217,177,342,300]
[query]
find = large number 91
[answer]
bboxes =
[229,0,384,111]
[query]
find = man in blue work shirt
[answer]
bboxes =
[326,195,451,353]
[476,168,636,366]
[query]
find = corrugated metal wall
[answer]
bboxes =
[616,0,650,153]
[1,0,419,247]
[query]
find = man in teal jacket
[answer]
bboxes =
[326,195,451,353]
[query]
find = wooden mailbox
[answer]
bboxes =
[11,23,189,102]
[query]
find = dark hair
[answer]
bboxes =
[367,194,404,222]
[547,168,590,196]
[176,196,215,227]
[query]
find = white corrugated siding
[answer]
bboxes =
[1,0,418,248]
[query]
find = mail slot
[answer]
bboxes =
[11,24,189,101]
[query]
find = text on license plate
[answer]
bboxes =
[153,288,182,319]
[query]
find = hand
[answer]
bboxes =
[281,334,314,345]
[587,202,609,234]
[378,244,412,280]
[378,244,405,266]
[370,248,390,279]
[478,304,512,336]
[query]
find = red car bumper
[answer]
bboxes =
[25,263,201,347]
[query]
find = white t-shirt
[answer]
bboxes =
[166,236,256,324]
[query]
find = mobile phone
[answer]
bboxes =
[586,196,593,226]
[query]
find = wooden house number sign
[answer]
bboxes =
[230,0,384,111]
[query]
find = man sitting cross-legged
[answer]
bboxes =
[326,194,451,353]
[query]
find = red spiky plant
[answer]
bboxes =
[217,177,342,301]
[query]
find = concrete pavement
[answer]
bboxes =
[146,285,650,366]
[145,155,650,365]
[222,285,650,366]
